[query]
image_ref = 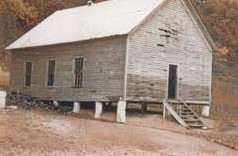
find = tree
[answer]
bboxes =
[192,0,238,62]
[3,0,38,25]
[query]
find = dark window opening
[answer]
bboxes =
[47,60,56,86]
[25,62,32,86]
[168,65,178,99]
[74,58,84,87]
[157,44,164,47]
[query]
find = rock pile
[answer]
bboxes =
[7,91,55,110]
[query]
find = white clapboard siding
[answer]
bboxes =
[126,0,212,102]
[10,36,127,102]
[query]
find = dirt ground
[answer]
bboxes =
[0,108,237,156]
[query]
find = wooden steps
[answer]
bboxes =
[163,99,205,129]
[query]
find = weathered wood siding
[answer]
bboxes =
[10,36,127,101]
[126,0,212,103]
[0,71,9,90]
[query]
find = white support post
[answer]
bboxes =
[117,101,126,123]
[202,105,210,117]
[53,100,59,107]
[95,102,103,119]
[0,91,6,108]
[73,102,80,113]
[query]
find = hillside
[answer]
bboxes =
[192,0,238,62]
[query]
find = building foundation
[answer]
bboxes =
[73,102,80,113]
[202,105,210,117]
[95,102,103,119]
[0,91,6,108]
[117,101,126,123]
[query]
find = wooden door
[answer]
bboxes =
[168,65,178,99]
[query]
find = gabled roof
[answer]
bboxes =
[7,0,165,50]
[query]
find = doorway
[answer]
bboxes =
[168,64,178,99]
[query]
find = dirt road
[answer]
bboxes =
[0,109,237,156]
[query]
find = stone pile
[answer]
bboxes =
[7,91,55,110]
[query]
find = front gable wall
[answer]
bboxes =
[126,0,212,102]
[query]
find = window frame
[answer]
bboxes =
[24,61,32,87]
[73,57,84,88]
[47,59,56,87]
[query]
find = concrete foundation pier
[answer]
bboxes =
[53,100,59,107]
[95,102,103,119]
[73,102,80,113]
[117,101,126,123]
[202,105,210,117]
[0,91,6,108]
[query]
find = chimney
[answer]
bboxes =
[87,0,95,6]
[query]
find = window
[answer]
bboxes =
[47,60,56,86]
[25,62,32,86]
[74,58,84,87]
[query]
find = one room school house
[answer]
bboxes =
[7,0,213,123]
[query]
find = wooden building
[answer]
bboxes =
[7,0,214,123]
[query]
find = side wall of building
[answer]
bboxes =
[10,36,127,102]
[126,0,212,103]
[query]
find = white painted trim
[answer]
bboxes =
[209,52,213,105]
[166,65,170,99]
[72,56,85,88]
[184,100,210,105]
[166,64,179,99]
[167,99,210,105]
[123,36,129,101]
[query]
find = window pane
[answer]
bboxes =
[25,62,32,86]
[48,60,55,86]
[74,58,83,87]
